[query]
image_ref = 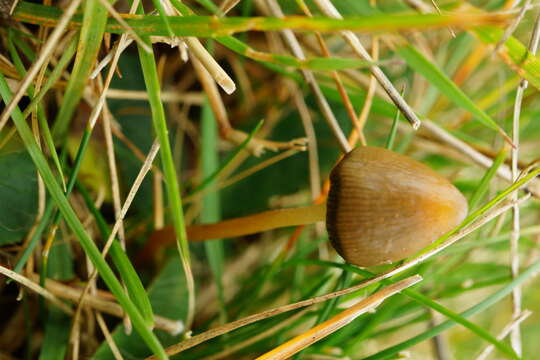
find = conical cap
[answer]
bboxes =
[326,146,468,267]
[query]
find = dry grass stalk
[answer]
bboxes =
[255,275,422,360]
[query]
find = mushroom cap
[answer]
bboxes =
[326,146,468,267]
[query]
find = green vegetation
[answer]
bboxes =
[1,0,539,359]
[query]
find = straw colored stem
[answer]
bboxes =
[255,275,422,360]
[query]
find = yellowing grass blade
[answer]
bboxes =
[255,275,422,360]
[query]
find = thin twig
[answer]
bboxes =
[420,120,540,197]
[429,0,456,37]
[0,265,73,315]
[96,313,124,360]
[492,0,532,57]
[356,36,379,145]
[106,88,204,103]
[508,10,540,355]
[219,0,241,14]
[296,0,364,147]
[312,0,422,130]
[205,310,310,360]
[96,0,152,53]
[190,54,232,135]
[184,37,236,94]
[289,82,321,200]
[27,272,182,334]
[255,276,422,360]
[476,310,532,360]
[263,0,351,154]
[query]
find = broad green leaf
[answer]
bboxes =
[0,150,37,246]
[93,256,187,359]
[39,308,71,360]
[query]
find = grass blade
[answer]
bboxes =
[51,0,110,139]
[76,182,155,327]
[469,145,508,210]
[217,36,374,70]
[474,26,540,91]
[13,2,509,37]
[362,254,540,360]
[136,31,195,326]
[39,308,71,360]
[201,100,227,323]
[188,119,263,196]
[396,44,505,133]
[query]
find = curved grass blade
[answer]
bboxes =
[76,181,155,327]
[362,254,540,360]
[396,44,507,136]
[289,259,519,360]
[474,26,540,91]
[51,0,110,139]
[188,119,263,196]
[469,145,508,210]
[12,2,509,38]
[7,29,66,189]
[217,36,374,70]
[136,31,195,326]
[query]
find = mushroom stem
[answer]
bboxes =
[186,202,327,241]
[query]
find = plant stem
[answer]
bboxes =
[153,203,327,242]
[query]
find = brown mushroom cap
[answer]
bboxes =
[326,146,468,267]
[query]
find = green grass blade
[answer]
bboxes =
[22,35,77,120]
[0,73,168,360]
[76,181,155,327]
[7,29,66,189]
[13,2,508,37]
[201,100,227,323]
[93,256,187,359]
[194,0,220,14]
[150,0,175,37]
[363,255,540,360]
[474,26,540,91]
[51,0,110,139]
[188,119,263,196]
[168,0,193,15]
[136,30,194,326]
[400,289,518,359]
[217,36,374,70]
[469,145,508,210]
[291,259,518,360]
[397,44,503,133]
[39,308,70,360]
